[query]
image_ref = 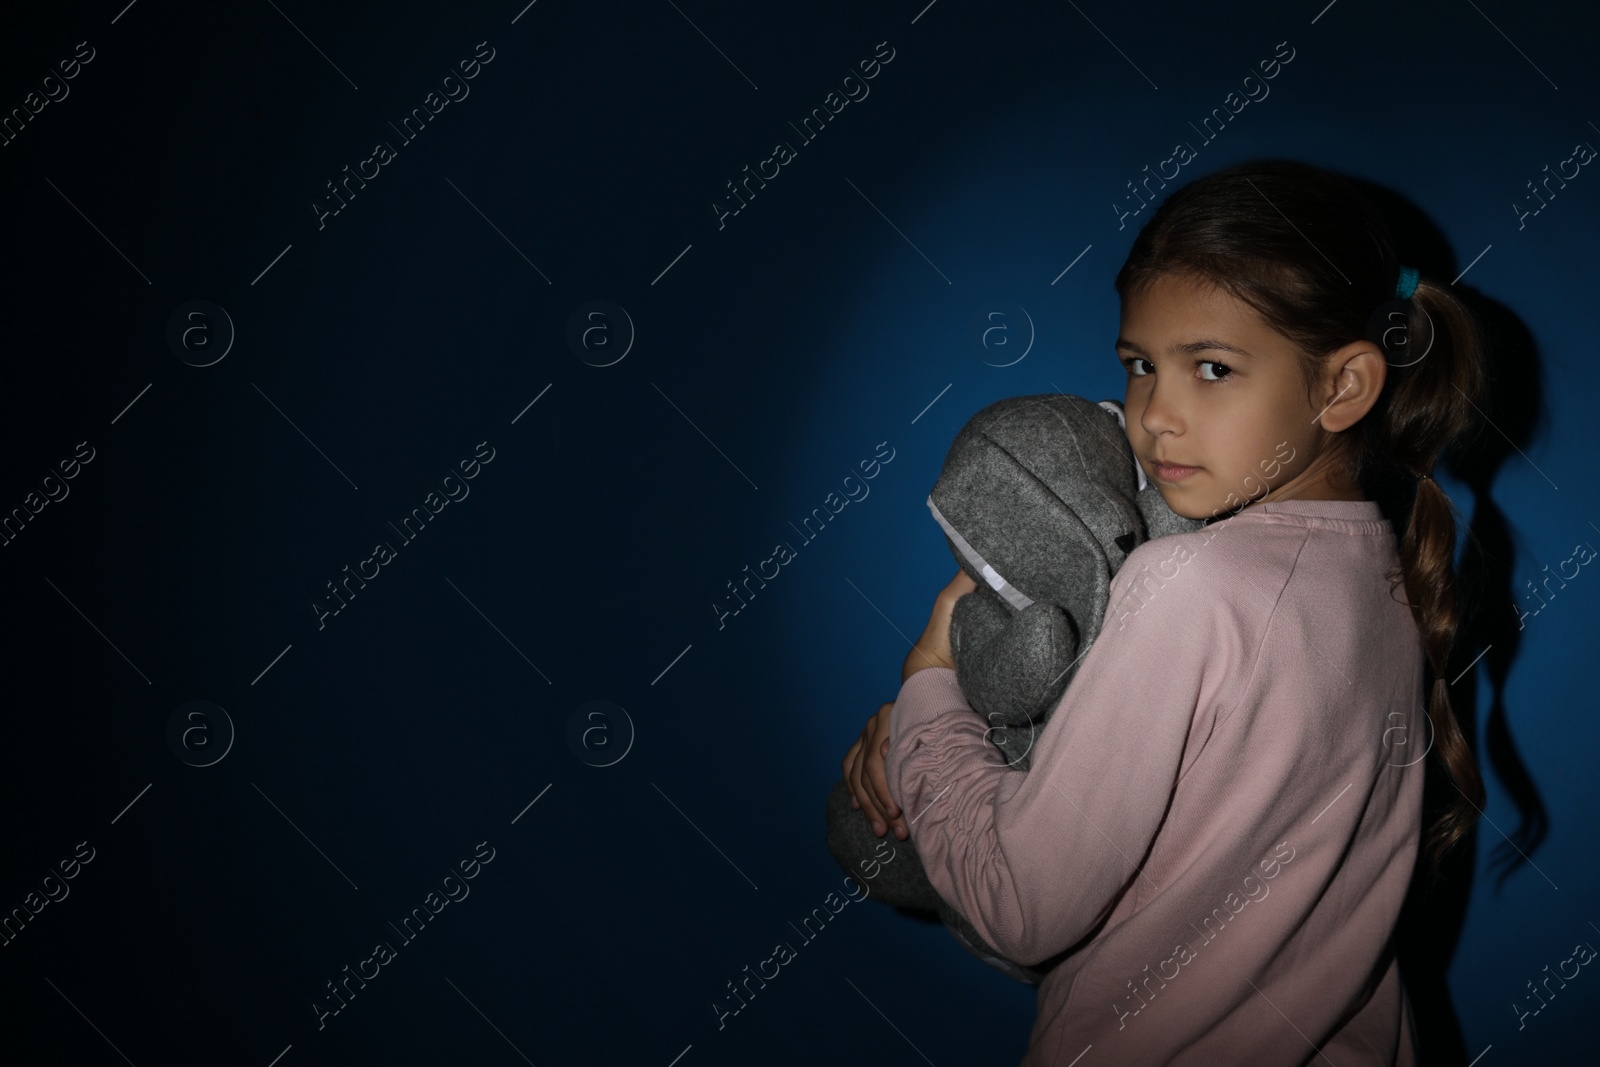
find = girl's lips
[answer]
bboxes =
[1152,462,1200,481]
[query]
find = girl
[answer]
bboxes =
[843,158,1487,1064]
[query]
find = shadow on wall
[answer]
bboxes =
[1354,176,1551,1066]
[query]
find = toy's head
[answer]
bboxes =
[927,394,1204,768]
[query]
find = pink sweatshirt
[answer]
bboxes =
[886,498,1426,1065]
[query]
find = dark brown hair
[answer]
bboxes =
[1113,158,1486,875]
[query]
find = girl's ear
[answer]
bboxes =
[1315,341,1387,434]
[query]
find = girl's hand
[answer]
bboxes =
[902,569,978,682]
[841,570,979,840]
[843,701,905,839]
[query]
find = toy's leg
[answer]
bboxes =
[826,777,1060,984]
[824,776,943,913]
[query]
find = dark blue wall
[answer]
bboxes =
[1,1,1594,1063]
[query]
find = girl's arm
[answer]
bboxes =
[884,548,1220,966]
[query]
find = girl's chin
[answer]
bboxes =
[1158,491,1226,522]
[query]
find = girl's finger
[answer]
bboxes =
[868,751,899,824]
[867,712,908,838]
[844,741,859,798]
[872,740,898,817]
[846,730,887,834]
[841,736,861,781]
[871,714,903,821]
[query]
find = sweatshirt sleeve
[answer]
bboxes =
[885,537,1232,965]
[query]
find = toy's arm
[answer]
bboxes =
[950,592,1081,768]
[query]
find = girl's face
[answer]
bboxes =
[1116,272,1372,520]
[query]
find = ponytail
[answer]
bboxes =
[1370,276,1489,875]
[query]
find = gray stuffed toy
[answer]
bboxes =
[825,393,1204,983]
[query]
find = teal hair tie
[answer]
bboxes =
[1395,265,1419,300]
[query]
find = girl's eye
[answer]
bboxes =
[1197,360,1232,382]
[1120,357,1153,376]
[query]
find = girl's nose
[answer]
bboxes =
[1139,381,1182,437]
